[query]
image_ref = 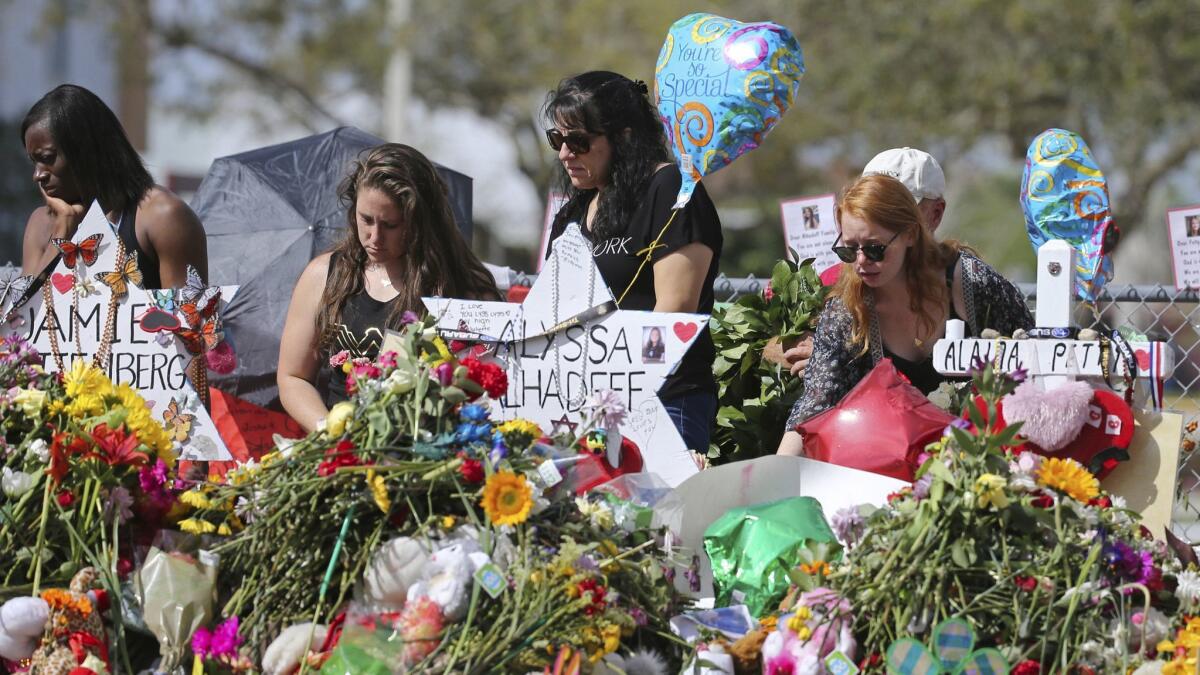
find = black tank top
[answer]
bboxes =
[114,203,161,289]
[881,253,962,395]
[318,253,392,407]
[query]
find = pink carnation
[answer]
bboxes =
[398,596,444,665]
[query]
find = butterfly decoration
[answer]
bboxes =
[177,317,224,355]
[162,397,196,443]
[152,289,177,313]
[181,287,221,328]
[53,233,103,269]
[0,269,33,317]
[180,265,207,303]
[94,253,143,299]
[885,618,1009,675]
[154,332,174,348]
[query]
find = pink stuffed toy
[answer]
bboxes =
[761,587,855,675]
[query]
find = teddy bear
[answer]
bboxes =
[9,567,110,675]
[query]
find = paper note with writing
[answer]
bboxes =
[781,193,838,268]
[1167,205,1200,291]
[932,337,1174,381]
[423,223,706,486]
[1,202,235,461]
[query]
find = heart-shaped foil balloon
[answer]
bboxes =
[1020,128,1118,305]
[655,13,804,208]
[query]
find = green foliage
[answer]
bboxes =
[708,257,825,462]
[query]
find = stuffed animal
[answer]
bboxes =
[27,567,110,675]
[0,596,49,662]
[261,622,328,675]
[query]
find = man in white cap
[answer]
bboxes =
[779,147,948,376]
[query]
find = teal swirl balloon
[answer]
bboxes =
[1020,128,1118,304]
[655,13,804,209]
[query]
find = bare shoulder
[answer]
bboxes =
[303,252,333,279]
[22,206,53,239]
[137,186,202,228]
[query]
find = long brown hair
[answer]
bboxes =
[315,144,499,348]
[831,174,965,355]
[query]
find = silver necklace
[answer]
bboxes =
[366,263,393,288]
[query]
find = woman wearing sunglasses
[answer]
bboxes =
[777,174,1031,456]
[542,71,723,455]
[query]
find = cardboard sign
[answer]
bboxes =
[424,223,705,487]
[535,191,569,272]
[1167,204,1200,291]
[1,203,234,461]
[932,337,1174,381]
[1102,410,1184,538]
[780,193,838,267]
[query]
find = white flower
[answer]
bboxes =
[575,496,615,530]
[103,486,134,523]
[583,389,627,429]
[25,438,49,463]
[1067,499,1099,527]
[1,467,36,497]
[1177,570,1200,611]
[1008,451,1042,492]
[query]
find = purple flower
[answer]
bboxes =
[401,310,420,325]
[912,473,934,500]
[193,616,242,660]
[831,506,866,547]
[944,418,971,436]
[434,362,455,387]
[1011,367,1028,384]
[629,607,648,626]
[103,486,134,523]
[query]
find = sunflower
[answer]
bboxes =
[1036,457,1099,502]
[63,360,110,399]
[497,418,543,450]
[480,470,533,526]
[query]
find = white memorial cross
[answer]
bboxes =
[933,240,1173,402]
[2,202,235,461]
[423,223,706,487]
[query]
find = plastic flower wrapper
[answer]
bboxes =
[703,496,840,616]
[135,546,218,671]
[593,471,683,533]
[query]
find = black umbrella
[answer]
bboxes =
[193,126,473,408]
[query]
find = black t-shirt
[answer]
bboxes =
[318,252,391,407]
[547,165,722,399]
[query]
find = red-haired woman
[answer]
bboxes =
[778,174,1031,455]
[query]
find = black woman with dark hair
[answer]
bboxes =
[20,84,207,288]
[543,70,723,456]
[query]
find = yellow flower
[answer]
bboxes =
[13,388,47,417]
[179,490,212,510]
[217,522,232,536]
[425,336,453,367]
[480,470,533,526]
[799,561,831,576]
[1037,457,1099,502]
[530,570,544,584]
[442,515,456,529]
[325,401,355,437]
[600,623,620,654]
[179,518,216,534]
[974,473,1010,510]
[793,606,812,621]
[759,615,778,631]
[786,613,808,633]
[365,469,390,514]
[63,360,108,399]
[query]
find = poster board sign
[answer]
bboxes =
[425,223,705,486]
[661,455,906,596]
[932,337,1174,381]
[1,202,234,461]
[1167,204,1200,291]
[780,193,838,268]
[535,191,569,272]
[1102,411,1183,538]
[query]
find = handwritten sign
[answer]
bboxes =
[780,193,838,268]
[1,202,234,461]
[424,224,705,487]
[932,337,1174,380]
[1167,204,1200,291]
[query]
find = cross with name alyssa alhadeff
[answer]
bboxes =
[2,202,235,461]
[423,223,706,487]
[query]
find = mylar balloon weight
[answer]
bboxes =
[655,13,804,208]
[796,359,954,482]
[1020,128,1118,304]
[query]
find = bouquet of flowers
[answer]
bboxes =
[1,336,180,591]
[183,320,688,671]
[827,366,1185,673]
[709,258,826,462]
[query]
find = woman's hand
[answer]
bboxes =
[38,183,85,241]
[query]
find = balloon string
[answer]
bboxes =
[616,208,680,307]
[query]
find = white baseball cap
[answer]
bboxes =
[862,147,945,202]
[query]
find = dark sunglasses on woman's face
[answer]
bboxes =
[831,230,902,263]
[545,129,594,155]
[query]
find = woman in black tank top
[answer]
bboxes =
[277,144,499,432]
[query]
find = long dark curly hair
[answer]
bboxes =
[315,144,499,348]
[543,71,670,240]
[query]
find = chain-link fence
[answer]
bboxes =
[712,274,1200,539]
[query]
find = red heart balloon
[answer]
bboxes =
[50,272,75,294]
[570,436,644,494]
[798,359,954,481]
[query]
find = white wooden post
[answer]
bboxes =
[1036,240,1077,390]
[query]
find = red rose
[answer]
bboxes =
[116,558,134,579]
[317,440,362,477]
[458,455,484,484]
[462,358,508,399]
[1014,575,1038,592]
[1088,495,1112,508]
[57,490,76,508]
[1031,493,1054,509]
[1012,660,1041,675]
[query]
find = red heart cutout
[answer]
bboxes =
[672,321,698,342]
[1135,349,1150,371]
[50,272,75,294]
